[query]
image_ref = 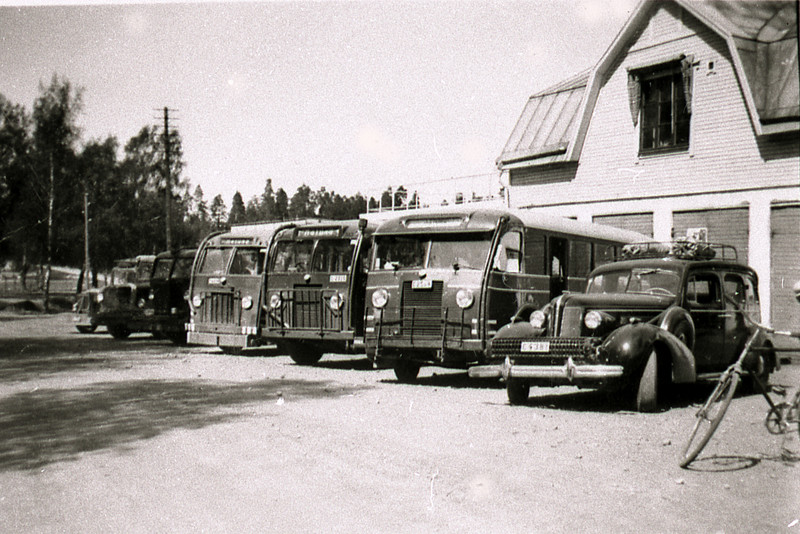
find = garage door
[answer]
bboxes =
[592,213,653,238]
[673,207,749,263]
[770,204,800,331]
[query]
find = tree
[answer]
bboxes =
[228,191,246,225]
[210,194,227,229]
[289,183,314,219]
[274,188,289,220]
[32,74,83,310]
[261,178,276,221]
[0,94,32,262]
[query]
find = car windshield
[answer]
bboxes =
[198,247,233,275]
[587,267,681,296]
[373,234,492,271]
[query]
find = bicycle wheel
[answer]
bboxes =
[680,370,740,468]
[765,402,791,435]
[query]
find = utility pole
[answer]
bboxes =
[163,107,172,250]
[83,186,91,291]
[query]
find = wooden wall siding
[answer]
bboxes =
[672,207,749,262]
[592,213,654,237]
[510,2,800,211]
[770,205,800,331]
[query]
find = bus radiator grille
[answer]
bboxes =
[401,281,444,337]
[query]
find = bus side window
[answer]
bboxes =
[524,230,546,275]
[593,243,617,268]
[493,231,521,273]
[569,241,591,278]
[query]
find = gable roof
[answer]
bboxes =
[498,0,799,170]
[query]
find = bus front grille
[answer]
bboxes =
[401,281,443,337]
[200,292,236,325]
[267,287,343,332]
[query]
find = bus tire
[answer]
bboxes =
[288,345,323,365]
[394,359,420,383]
[75,325,96,334]
[507,378,530,405]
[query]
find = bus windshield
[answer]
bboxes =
[586,267,681,296]
[271,241,314,273]
[374,234,492,271]
[198,247,233,276]
[229,247,264,275]
[152,258,173,280]
[135,261,153,283]
[313,240,355,273]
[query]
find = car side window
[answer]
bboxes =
[686,272,722,308]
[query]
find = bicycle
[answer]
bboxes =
[679,323,799,468]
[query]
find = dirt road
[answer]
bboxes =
[1,312,798,533]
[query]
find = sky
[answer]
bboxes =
[0,0,638,207]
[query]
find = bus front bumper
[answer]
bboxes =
[186,323,261,348]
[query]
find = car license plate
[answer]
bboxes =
[520,341,550,353]
[412,279,433,289]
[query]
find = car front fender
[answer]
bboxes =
[599,323,696,383]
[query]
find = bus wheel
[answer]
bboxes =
[75,325,96,334]
[168,331,188,345]
[288,345,323,365]
[394,359,420,383]
[107,324,131,340]
[506,378,530,405]
[220,346,244,355]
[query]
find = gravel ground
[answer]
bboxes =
[1,312,798,533]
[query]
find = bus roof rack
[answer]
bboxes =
[620,241,738,262]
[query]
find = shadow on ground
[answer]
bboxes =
[0,377,368,472]
[0,336,185,382]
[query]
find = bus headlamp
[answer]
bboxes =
[241,295,253,310]
[372,288,389,309]
[456,288,474,309]
[96,292,104,303]
[192,295,203,308]
[530,310,547,329]
[269,293,282,309]
[584,310,603,330]
[137,298,146,308]
[148,291,154,300]
[328,292,344,311]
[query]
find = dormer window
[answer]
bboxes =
[628,56,694,155]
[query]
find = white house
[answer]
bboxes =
[499,0,799,330]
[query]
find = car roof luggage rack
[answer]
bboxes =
[620,241,738,262]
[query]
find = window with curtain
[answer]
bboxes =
[628,57,693,154]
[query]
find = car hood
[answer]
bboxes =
[559,291,673,310]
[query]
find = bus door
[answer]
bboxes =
[548,236,568,298]
[349,234,372,337]
[486,229,523,337]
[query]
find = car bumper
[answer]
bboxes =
[469,356,625,381]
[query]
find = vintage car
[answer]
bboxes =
[72,257,137,333]
[95,254,156,339]
[470,241,777,411]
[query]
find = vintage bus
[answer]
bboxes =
[186,220,327,353]
[261,219,376,364]
[147,248,196,344]
[363,208,651,381]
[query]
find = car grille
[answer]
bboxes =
[199,292,237,325]
[492,337,600,361]
[401,280,443,337]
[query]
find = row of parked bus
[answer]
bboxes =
[184,207,650,381]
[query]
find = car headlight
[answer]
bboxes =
[328,292,344,311]
[584,310,603,330]
[269,293,282,309]
[372,288,389,308]
[456,288,474,309]
[530,310,547,329]
[241,295,253,310]
[192,294,203,308]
